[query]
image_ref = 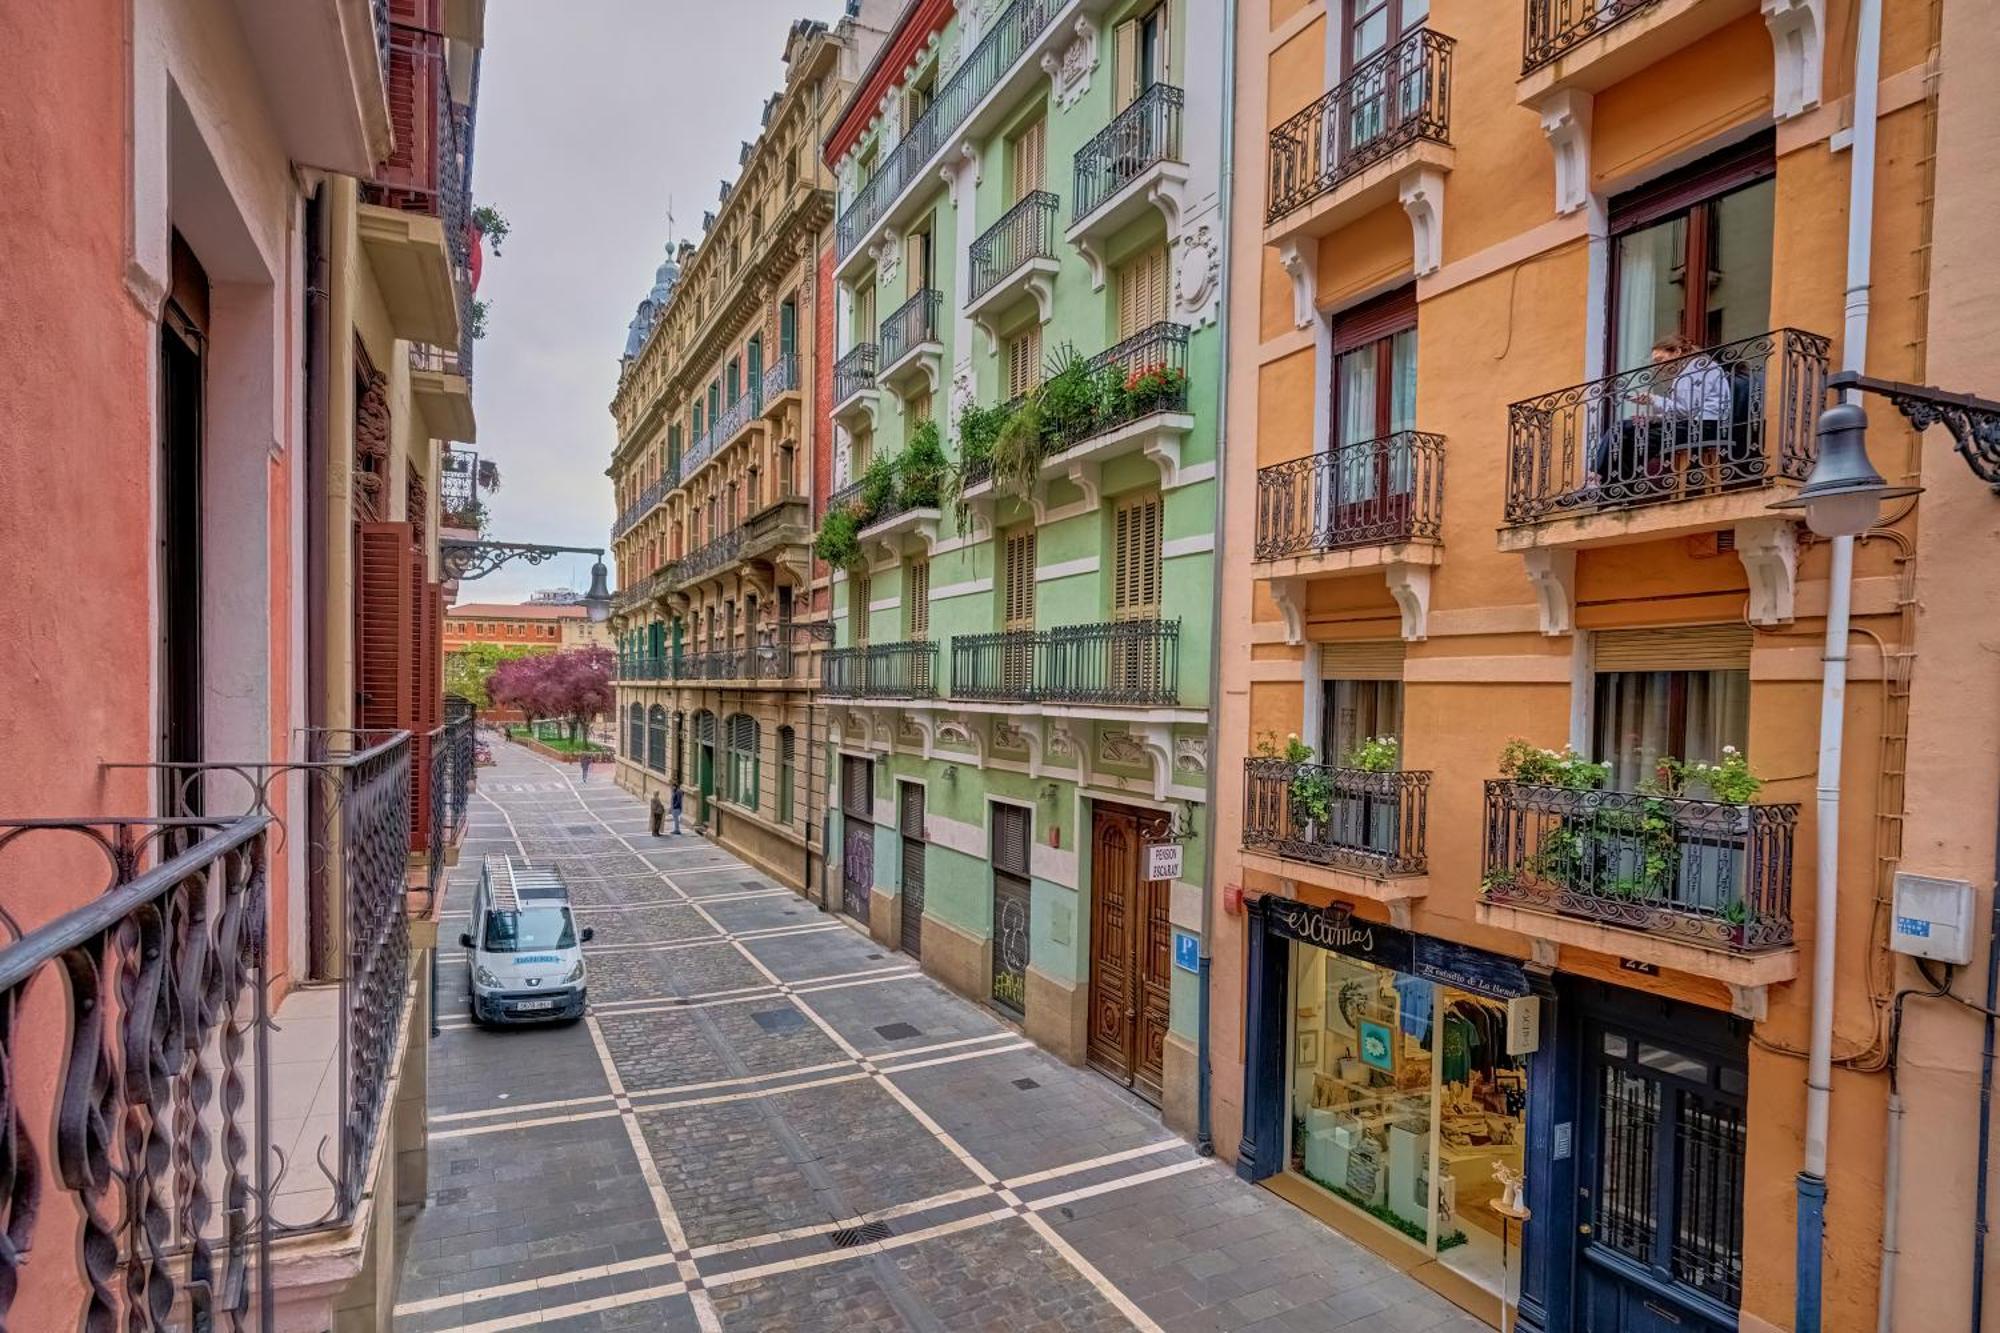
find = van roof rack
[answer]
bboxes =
[482,855,567,912]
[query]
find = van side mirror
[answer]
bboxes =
[458,932,472,949]
[580,927,596,943]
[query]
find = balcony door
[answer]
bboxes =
[1110,494,1162,695]
[1002,528,1036,694]
[1009,113,1046,200]
[1329,287,1417,539]
[159,231,209,814]
[1112,3,1172,111]
[1342,0,1429,153]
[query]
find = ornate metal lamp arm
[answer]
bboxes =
[438,540,604,582]
[1829,370,2000,491]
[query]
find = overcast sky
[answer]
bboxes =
[462,0,853,605]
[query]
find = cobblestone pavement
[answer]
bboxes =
[396,742,1485,1332]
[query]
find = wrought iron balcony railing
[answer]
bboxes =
[618,652,670,681]
[427,700,477,898]
[762,352,799,401]
[613,474,669,541]
[1522,0,1661,73]
[829,478,867,513]
[823,640,939,699]
[1503,327,1831,526]
[1267,28,1455,226]
[676,527,747,585]
[1242,759,1431,875]
[834,0,1060,260]
[1073,83,1185,224]
[1481,779,1797,951]
[409,341,464,377]
[612,562,675,614]
[0,815,275,1327]
[711,386,763,449]
[835,343,878,404]
[950,618,1181,706]
[1038,322,1191,463]
[970,191,1060,304]
[880,289,943,366]
[1253,432,1446,560]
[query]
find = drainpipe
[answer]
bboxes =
[1194,0,1240,1160]
[1800,1,1882,1327]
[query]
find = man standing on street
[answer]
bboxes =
[669,781,684,835]
[650,790,666,838]
[578,750,593,783]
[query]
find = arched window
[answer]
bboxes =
[628,702,645,757]
[726,713,759,811]
[646,705,668,772]
[777,725,796,825]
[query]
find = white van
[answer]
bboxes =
[459,856,593,1025]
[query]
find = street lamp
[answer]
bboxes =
[581,559,613,623]
[1768,400,1921,535]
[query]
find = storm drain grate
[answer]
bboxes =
[827,1221,893,1249]
[1012,1078,1040,1091]
[752,1008,807,1034]
[874,1023,921,1040]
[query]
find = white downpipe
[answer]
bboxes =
[1879,1090,1905,1333]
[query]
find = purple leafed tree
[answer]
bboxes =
[490,646,613,742]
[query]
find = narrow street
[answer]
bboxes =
[393,740,1478,1332]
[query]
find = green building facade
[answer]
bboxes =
[819,0,1225,1129]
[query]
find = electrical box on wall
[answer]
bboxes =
[1892,873,1976,965]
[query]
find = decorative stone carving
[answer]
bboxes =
[1384,562,1432,642]
[1174,736,1208,776]
[1040,18,1099,111]
[1099,731,1148,766]
[1538,90,1593,217]
[1174,223,1220,326]
[874,229,902,285]
[1047,725,1079,762]
[1522,547,1576,637]
[1399,168,1445,278]
[1735,517,1799,626]
[936,719,975,748]
[1268,576,1306,646]
[1762,0,1825,120]
[991,722,1027,754]
[1276,239,1318,331]
[897,717,924,745]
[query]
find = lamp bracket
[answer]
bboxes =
[1830,371,2000,492]
[440,539,606,582]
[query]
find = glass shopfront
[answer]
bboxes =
[1266,900,1532,1302]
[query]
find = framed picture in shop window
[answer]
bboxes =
[1296,1029,1321,1070]
[1358,1018,1395,1072]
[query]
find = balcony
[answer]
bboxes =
[612,474,669,541]
[409,341,477,442]
[833,343,880,431]
[682,646,800,685]
[1040,321,1195,491]
[967,191,1060,350]
[833,0,1076,276]
[761,353,801,417]
[950,618,1180,708]
[1068,83,1188,289]
[618,651,672,682]
[359,20,469,344]
[1499,328,1830,548]
[1479,779,1799,988]
[1264,28,1455,253]
[672,496,812,591]
[358,202,459,346]
[1242,759,1431,908]
[878,289,944,398]
[823,640,940,700]
[1255,433,1446,567]
[712,386,766,455]
[233,0,394,175]
[1519,0,1769,105]
[611,561,675,616]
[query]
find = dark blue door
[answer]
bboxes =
[1576,998,1748,1332]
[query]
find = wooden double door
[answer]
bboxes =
[1086,803,1173,1104]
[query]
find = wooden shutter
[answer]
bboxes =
[1010,115,1046,200]
[1003,530,1037,629]
[1112,18,1141,111]
[1330,284,1418,355]
[1117,245,1168,339]
[1593,625,1753,672]
[410,578,443,850]
[850,571,870,644]
[1319,639,1407,680]
[992,803,1031,875]
[354,522,417,732]
[842,755,873,821]
[906,558,930,637]
[1112,494,1162,618]
[1005,325,1042,401]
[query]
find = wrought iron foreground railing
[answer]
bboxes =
[1481,780,1797,951]
[880,289,943,367]
[970,191,1059,304]
[1503,328,1830,525]
[1523,0,1661,72]
[0,816,275,1330]
[106,730,418,1233]
[823,641,938,699]
[1254,432,1446,559]
[950,618,1181,706]
[427,701,477,904]
[1267,28,1454,225]
[835,343,878,405]
[1074,83,1184,223]
[1242,760,1431,875]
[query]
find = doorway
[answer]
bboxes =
[898,781,926,959]
[841,754,875,923]
[159,231,209,816]
[1086,802,1173,1103]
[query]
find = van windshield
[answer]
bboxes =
[481,906,575,953]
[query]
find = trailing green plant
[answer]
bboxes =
[1035,345,1099,452]
[813,505,864,570]
[858,452,898,520]
[897,418,947,510]
[468,298,490,340]
[990,395,1045,500]
[1498,738,1610,791]
[1344,735,1400,773]
[472,204,510,254]
[956,401,1008,465]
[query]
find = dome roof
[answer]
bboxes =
[622,245,682,362]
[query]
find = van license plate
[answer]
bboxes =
[514,1000,555,1012]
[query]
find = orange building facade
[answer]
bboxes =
[443,599,584,650]
[1212,1,1996,1331]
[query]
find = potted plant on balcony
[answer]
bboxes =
[858,452,898,524]
[1123,361,1189,417]
[1257,733,1333,849]
[814,506,865,572]
[1036,346,1101,455]
[898,419,947,511]
[1343,735,1401,860]
[1637,748,1763,920]
[1495,739,1611,895]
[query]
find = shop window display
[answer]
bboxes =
[1288,942,1528,1291]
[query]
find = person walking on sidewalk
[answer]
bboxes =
[578,750,594,783]
[649,791,666,838]
[669,782,684,835]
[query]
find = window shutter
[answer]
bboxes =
[992,803,1031,875]
[1593,625,1754,672]
[906,558,931,637]
[1112,494,1162,617]
[842,755,873,821]
[1319,639,1408,680]
[1118,245,1168,339]
[1112,19,1140,111]
[1003,530,1036,628]
[850,571,871,644]
[1006,326,1042,402]
[1011,116,1046,199]
[1330,284,1418,354]
[354,522,416,733]
[900,781,925,833]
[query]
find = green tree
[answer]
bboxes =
[444,642,547,710]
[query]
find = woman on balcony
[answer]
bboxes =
[1591,334,1734,503]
